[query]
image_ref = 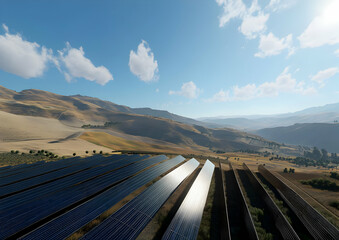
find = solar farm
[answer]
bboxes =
[0,154,338,240]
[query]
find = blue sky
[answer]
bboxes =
[0,0,338,118]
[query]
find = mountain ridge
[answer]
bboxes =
[0,85,298,154]
[255,123,339,153]
[199,102,339,130]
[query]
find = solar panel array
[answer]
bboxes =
[21,155,185,240]
[0,155,121,198]
[81,158,199,240]
[162,160,215,240]
[0,154,221,240]
[0,155,131,212]
[0,154,163,239]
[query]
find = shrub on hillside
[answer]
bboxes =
[301,178,339,191]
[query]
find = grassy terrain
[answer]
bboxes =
[330,201,339,210]
[79,131,201,154]
[0,150,60,166]
[300,178,339,192]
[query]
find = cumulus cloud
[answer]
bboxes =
[207,89,230,102]
[298,0,339,48]
[169,81,200,99]
[0,24,56,78]
[255,32,294,57]
[239,12,269,39]
[209,67,316,102]
[59,42,113,85]
[129,40,158,82]
[217,0,269,39]
[311,67,339,87]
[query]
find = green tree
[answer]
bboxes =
[321,149,328,161]
[312,147,322,160]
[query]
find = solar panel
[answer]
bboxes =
[21,155,185,240]
[0,156,85,185]
[0,154,126,198]
[81,158,199,240]
[0,157,80,180]
[162,160,215,240]
[0,155,132,212]
[0,154,160,239]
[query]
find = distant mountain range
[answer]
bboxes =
[255,123,339,153]
[198,102,339,130]
[0,85,289,154]
[72,94,220,128]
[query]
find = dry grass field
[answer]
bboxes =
[79,131,208,155]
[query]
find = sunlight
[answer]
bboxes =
[321,0,339,25]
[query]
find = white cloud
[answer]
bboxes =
[59,42,113,85]
[208,67,316,102]
[233,83,258,100]
[266,0,295,12]
[207,89,230,102]
[311,67,339,87]
[216,0,247,27]
[217,0,269,39]
[255,32,294,57]
[298,0,339,48]
[258,67,316,96]
[334,49,339,57]
[239,12,269,39]
[0,24,55,78]
[129,40,158,82]
[169,81,200,99]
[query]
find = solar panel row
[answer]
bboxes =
[162,160,215,240]
[21,155,185,240]
[0,154,126,197]
[0,155,133,212]
[0,156,84,185]
[0,161,45,175]
[0,160,56,177]
[81,158,199,240]
[0,154,160,239]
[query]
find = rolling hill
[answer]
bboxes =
[0,85,296,154]
[255,123,339,153]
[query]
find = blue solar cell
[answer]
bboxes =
[0,154,126,198]
[21,155,183,240]
[0,155,131,212]
[162,160,215,240]
[81,158,199,240]
[0,157,84,185]
[0,154,158,239]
